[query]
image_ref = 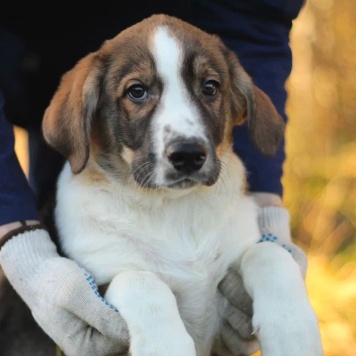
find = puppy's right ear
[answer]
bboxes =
[42,52,103,174]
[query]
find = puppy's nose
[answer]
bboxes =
[166,142,207,172]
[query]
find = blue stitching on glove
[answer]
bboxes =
[82,271,119,312]
[258,233,293,254]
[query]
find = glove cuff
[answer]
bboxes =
[257,206,291,243]
[0,222,45,250]
[257,206,308,277]
[0,229,59,292]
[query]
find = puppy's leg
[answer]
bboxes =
[105,271,196,356]
[239,242,323,356]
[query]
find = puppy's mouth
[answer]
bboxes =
[167,179,197,189]
[166,178,199,190]
[164,171,219,190]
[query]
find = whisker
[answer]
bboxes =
[142,171,156,189]
[128,162,152,185]
[135,164,156,195]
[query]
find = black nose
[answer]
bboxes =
[166,142,207,173]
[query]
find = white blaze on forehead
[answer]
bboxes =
[151,27,205,145]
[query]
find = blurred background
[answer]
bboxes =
[13,0,356,355]
[285,0,356,354]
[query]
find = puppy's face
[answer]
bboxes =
[43,15,284,190]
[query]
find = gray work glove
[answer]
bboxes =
[0,229,129,356]
[215,206,308,355]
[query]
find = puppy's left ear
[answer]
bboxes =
[42,52,103,174]
[229,52,285,157]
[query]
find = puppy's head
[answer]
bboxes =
[43,14,284,190]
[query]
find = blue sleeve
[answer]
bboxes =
[0,89,39,225]
[191,0,305,196]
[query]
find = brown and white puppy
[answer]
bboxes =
[43,14,322,356]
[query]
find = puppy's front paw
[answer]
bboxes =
[254,302,323,356]
[105,271,196,356]
[240,241,323,356]
[130,330,196,356]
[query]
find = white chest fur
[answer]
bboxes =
[55,152,260,354]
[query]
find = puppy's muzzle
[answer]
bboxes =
[166,142,207,174]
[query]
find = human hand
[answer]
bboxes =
[0,228,129,356]
[215,268,259,355]
[215,205,308,355]
[256,206,308,278]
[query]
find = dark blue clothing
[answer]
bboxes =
[0,91,39,224]
[0,0,304,226]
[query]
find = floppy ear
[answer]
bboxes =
[230,54,285,157]
[42,53,102,173]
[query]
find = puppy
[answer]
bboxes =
[42,14,323,356]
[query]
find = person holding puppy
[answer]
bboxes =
[0,1,306,355]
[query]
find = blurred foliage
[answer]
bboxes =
[283,0,356,354]
[284,0,356,258]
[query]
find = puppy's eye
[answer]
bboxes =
[127,84,148,101]
[202,80,220,97]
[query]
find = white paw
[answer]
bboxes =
[254,304,323,356]
[105,271,197,356]
[130,331,196,356]
[240,241,324,356]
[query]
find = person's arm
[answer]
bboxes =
[0,88,41,234]
[0,90,129,355]
[0,92,40,229]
